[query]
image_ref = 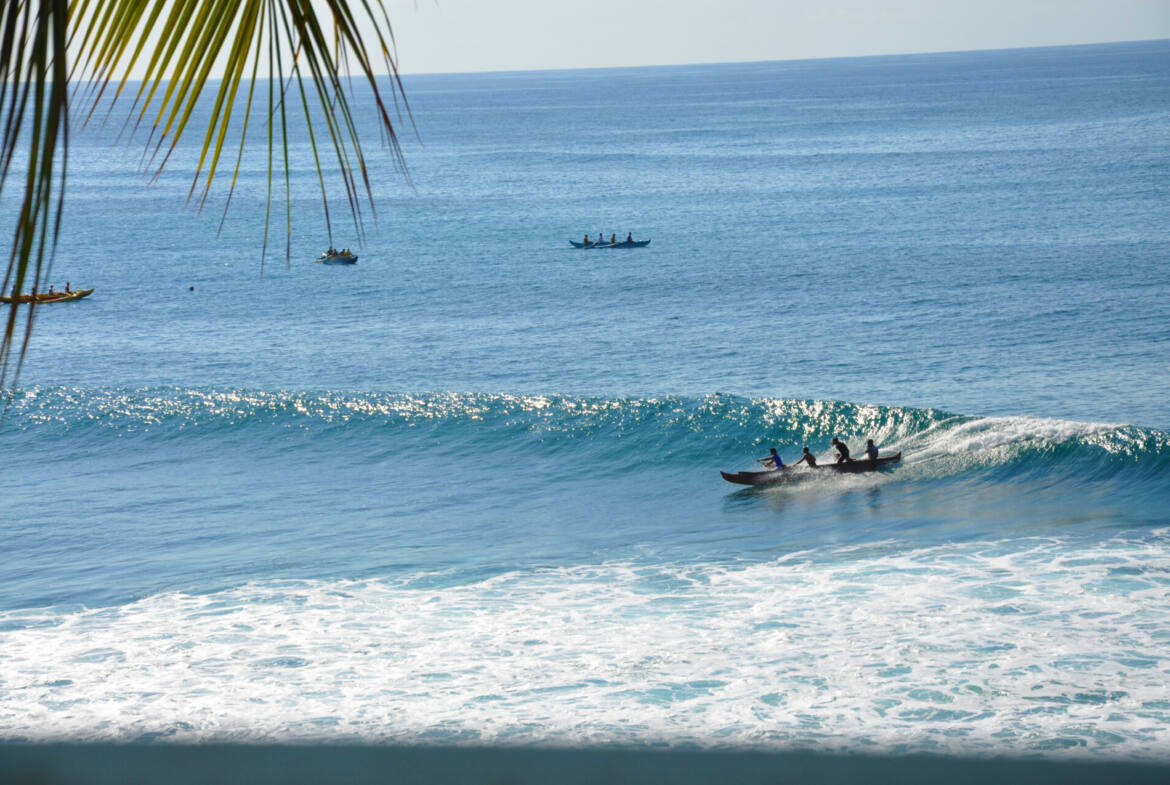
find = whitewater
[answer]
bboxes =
[1,40,1169,760]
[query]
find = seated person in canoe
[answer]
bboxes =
[791,446,817,467]
[756,448,786,470]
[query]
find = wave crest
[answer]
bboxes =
[6,387,1167,481]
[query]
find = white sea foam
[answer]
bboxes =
[3,534,1170,757]
[910,414,1115,457]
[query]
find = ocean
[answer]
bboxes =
[2,39,1169,759]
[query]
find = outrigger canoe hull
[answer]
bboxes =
[721,452,903,486]
[569,240,651,248]
[1,288,93,304]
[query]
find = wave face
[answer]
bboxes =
[5,386,1168,488]
[3,386,1168,594]
[7,385,1168,468]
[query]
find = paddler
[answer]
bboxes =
[756,448,786,470]
[791,446,817,467]
[864,439,879,461]
[832,437,852,464]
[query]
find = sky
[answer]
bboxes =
[381,0,1170,74]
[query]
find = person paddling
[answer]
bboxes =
[757,448,786,471]
[832,437,852,464]
[863,439,879,461]
[791,446,817,467]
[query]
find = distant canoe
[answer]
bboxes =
[1,288,93,305]
[569,239,650,248]
[720,453,903,486]
[315,250,358,264]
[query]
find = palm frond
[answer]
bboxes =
[1,0,69,392]
[2,0,410,395]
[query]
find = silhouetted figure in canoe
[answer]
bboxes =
[864,439,879,461]
[832,437,852,464]
[626,232,633,242]
[583,234,591,245]
[610,233,616,244]
[792,446,817,467]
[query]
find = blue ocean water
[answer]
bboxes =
[2,40,1170,756]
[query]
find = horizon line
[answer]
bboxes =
[391,36,1169,79]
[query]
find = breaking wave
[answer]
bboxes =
[6,386,1168,483]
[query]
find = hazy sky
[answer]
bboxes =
[382,0,1170,74]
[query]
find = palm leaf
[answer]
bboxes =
[2,0,409,396]
[1,0,70,392]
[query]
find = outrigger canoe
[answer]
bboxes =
[721,452,902,486]
[570,239,651,248]
[1,288,93,305]
[315,250,358,264]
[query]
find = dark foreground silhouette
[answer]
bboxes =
[3,743,1170,784]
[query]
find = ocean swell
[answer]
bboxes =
[5,387,1168,483]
